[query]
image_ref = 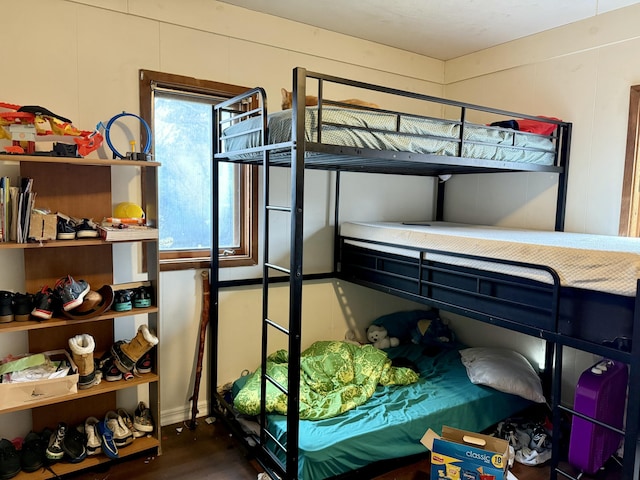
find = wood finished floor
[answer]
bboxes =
[62,418,621,480]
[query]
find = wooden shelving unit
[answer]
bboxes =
[0,154,161,478]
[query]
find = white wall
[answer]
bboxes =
[0,0,438,435]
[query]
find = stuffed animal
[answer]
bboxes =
[410,316,455,347]
[366,324,400,349]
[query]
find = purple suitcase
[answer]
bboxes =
[568,359,627,474]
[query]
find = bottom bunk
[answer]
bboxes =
[223,342,535,480]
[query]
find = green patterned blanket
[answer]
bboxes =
[233,340,419,420]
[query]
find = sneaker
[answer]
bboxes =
[105,411,134,448]
[0,438,20,479]
[12,292,33,322]
[103,357,123,382]
[136,351,153,374]
[133,401,154,435]
[54,275,90,311]
[0,291,13,323]
[31,286,56,320]
[116,408,140,439]
[96,420,118,459]
[75,219,99,239]
[82,417,101,456]
[20,432,45,473]
[499,421,521,450]
[113,290,132,312]
[132,286,152,308]
[62,426,87,463]
[56,214,76,240]
[528,424,551,452]
[45,423,66,461]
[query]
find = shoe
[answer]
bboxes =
[54,275,90,311]
[96,420,119,459]
[499,420,521,450]
[133,401,154,435]
[12,292,33,322]
[113,290,132,312]
[31,286,56,320]
[75,218,98,239]
[105,411,134,448]
[111,324,158,373]
[56,214,76,240]
[68,333,98,389]
[0,291,14,323]
[117,408,140,439]
[528,424,551,452]
[19,432,45,473]
[103,358,123,381]
[45,423,66,462]
[82,417,101,456]
[136,351,153,374]
[0,438,20,480]
[62,426,87,463]
[132,286,152,308]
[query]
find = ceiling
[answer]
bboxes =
[219,0,640,60]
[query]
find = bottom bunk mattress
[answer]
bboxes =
[234,344,532,479]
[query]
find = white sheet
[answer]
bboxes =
[340,221,640,297]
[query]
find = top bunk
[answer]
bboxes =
[213,67,572,178]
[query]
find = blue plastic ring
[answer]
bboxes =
[104,111,152,159]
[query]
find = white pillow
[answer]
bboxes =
[459,347,546,403]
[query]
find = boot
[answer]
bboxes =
[68,333,98,389]
[111,324,158,374]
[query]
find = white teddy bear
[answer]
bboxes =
[366,324,400,349]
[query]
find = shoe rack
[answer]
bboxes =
[0,154,161,479]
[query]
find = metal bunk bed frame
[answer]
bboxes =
[210,67,638,480]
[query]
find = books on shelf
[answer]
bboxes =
[97,225,158,241]
[0,176,35,243]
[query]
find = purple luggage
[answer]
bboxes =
[568,359,627,474]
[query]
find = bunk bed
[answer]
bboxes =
[210,67,640,480]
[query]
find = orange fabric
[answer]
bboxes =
[517,116,561,135]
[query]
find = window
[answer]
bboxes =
[620,85,640,236]
[140,70,258,271]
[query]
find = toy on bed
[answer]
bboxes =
[368,309,456,353]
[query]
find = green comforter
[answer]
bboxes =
[233,340,419,420]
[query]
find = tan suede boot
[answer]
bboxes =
[111,324,158,373]
[68,333,99,389]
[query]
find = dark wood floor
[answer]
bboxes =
[62,418,621,480]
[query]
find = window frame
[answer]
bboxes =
[139,69,258,271]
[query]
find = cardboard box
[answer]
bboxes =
[28,213,57,241]
[421,426,510,480]
[0,350,78,411]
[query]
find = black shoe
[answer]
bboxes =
[20,432,45,473]
[133,286,152,308]
[13,292,33,322]
[31,286,56,320]
[0,291,14,323]
[62,426,87,463]
[113,290,132,312]
[45,423,66,462]
[56,215,76,240]
[0,438,21,479]
[136,351,153,374]
[75,219,98,239]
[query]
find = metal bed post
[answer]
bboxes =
[622,278,640,480]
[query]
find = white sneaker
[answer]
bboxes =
[117,408,141,439]
[84,417,101,456]
[105,411,134,447]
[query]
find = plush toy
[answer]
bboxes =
[410,316,455,347]
[366,324,400,350]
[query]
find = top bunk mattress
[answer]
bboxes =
[221,107,556,165]
[340,221,640,297]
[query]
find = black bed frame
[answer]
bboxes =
[210,67,639,480]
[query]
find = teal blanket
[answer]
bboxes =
[233,340,419,420]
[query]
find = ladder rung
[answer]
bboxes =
[265,318,290,335]
[265,262,290,274]
[265,373,288,395]
[266,205,291,212]
[264,428,286,454]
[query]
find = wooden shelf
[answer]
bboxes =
[0,154,160,168]
[0,373,159,415]
[0,238,158,250]
[12,435,160,480]
[0,307,159,333]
